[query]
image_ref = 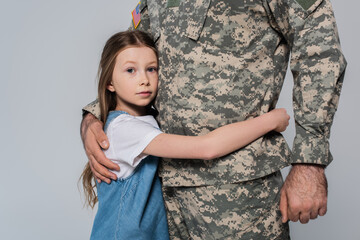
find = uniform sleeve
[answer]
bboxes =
[264,0,347,165]
[107,116,162,167]
[128,0,152,33]
[82,99,101,119]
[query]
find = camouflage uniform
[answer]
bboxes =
[84,0,346,239]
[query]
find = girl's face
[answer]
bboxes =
[108,46,158,116]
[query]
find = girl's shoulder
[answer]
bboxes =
[105,113,162,149]
[104,111,131,133]
[106,112,159,133]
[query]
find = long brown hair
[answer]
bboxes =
[80,30,158,208]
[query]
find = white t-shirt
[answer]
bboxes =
[104,114,162,179]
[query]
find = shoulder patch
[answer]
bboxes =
[131,2,141,29]
[295,0,318,10]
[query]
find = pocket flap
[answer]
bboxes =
[295,0,324,18]
[147,0,162,42]
[180,0,211,41]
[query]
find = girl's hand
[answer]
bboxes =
[269,108,290,132]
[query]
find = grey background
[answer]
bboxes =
[0,0,358,239]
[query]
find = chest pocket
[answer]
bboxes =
[146,0,211,42]
[179,0,211,41]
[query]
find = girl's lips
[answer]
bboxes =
[137,91,152,96]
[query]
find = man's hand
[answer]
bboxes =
[280,164,328,224]
[81,113,119,183]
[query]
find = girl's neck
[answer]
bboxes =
[114,105,147,116]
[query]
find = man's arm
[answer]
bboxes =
[80,1,153,183]
[81,100,119,183]
[264,0,346,223]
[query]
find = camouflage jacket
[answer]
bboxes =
[84,0,346,187]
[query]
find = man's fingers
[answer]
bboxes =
[287,198,304,222]
[90,120,109,150]
[92,146,120,172]
[310,210,318,220]
[96,177,101,184]
[279,190,288,223]
[90,153,118,181]
[319,205,327,216]
[301,204,325,223]
[287,205,300,222]
[299,212,310,224]
[288,214,299,222]
[89,155,113,184]
[88,160,102,184]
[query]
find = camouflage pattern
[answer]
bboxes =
[162,171,289,240]
[128,0,347,187]
[83,99,100,119]
[83,0,346,238]
[84,0,346,186]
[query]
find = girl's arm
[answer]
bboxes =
[143,108,290,160]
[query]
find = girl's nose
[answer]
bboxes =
[140,73,150,86]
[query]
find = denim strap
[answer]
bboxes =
[104,111,129,132]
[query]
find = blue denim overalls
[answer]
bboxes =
[90,111,169,240]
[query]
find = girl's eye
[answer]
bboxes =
[126,68,135,73]
[148,67,158,72]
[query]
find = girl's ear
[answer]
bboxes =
[107,82,115,92]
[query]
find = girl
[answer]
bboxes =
[81,30,290,240]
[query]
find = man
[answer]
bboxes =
[81,0,346,239]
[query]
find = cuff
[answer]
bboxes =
[290,125,333,166]
[82,99,101,120]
